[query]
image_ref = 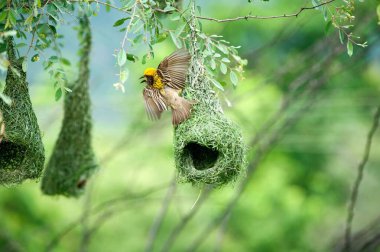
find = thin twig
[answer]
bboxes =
[145,175,177,252]
[45,184,169,252]
[121,1,138,49]
[67,0,132,13]
[195,0,336,23]
[160,186,213,252]
[214,213,230,252]
[343,105,380,252]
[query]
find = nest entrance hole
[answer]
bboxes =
[0,142,27,168]
[184,142,219,170]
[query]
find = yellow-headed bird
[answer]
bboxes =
[140,49,193,125]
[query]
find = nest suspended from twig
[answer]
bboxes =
[41,16,97,197]
[0,38,45,185]
[173,4,246,186]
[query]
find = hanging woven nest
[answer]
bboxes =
[41,16,97,197]
[174,102,245,185]
[0,38,45,185]
[174,10,245,186]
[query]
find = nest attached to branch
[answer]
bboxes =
[0,38,45,185]
[174,7,245,186]
[41,16,97,197]
[174,102,245,185]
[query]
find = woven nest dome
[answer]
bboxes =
[174,102,245,185]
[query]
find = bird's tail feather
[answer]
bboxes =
[172,97,195,126]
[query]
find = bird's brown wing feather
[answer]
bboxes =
[143,86,168,120]
[157,49,191,90]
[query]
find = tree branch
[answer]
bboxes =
[343,105,380,252]
[159,186,213,252]
[145,176,177,252]
[195,0,336,23]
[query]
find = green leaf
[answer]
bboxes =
[0,43,6,53]
[49,56,59,63]
[347,41,353,57]
[211,79,224,91]
[377,4,380,24]
[24,14,34,25]
[117,49,126,66]
[133,34,143,44]
[142,54,147,65]
[0,93,12,106]
[221,58,230,63]
[60,58,71,66]
[0,11,7,22]
[31,54,40,62]
[10,66,20,77]
[22,60,28,72]
[325,21,332,34]
[120,69,129,84]
[230,71,238,86]
[170,13,181,21]
[311,0,319,9]
[196,5,201,15]
[220,62,227,74]
[126,53,138,62]
[175,23,186,37]
[105,0,111,12]
[155,33,168,44]
[210,58,216,70]
[113,17,130,27]
[216,44,229,54]
[339,30,344,44]
[169,31,182,49]
[322,6,328,21]
[55,88,62,101]
[163,6,176,12]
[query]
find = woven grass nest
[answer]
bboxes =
[41,16,97,197]
[0,38,45,185]
[173,52,246,186]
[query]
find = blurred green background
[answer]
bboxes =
[1,0,380,251]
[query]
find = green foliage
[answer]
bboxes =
[0,0,373,101]
[312,0,368,56]
[0,0,78,100]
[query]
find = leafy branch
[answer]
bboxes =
[195,0,337,22]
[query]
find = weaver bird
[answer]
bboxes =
[140,49,194,125]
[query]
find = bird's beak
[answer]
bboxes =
[139,76,146,83]
[139,76,144,79]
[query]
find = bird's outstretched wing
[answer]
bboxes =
[157,49,191,90]
[143,86,168,120]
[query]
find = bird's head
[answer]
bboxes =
[139,67,157,84]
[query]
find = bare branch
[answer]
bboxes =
[160,185,213,252]
[214,213,231,252]
[343,105,380,252]
[45,184,169,252]
[195,0,336,23]
[145,176,177,252]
